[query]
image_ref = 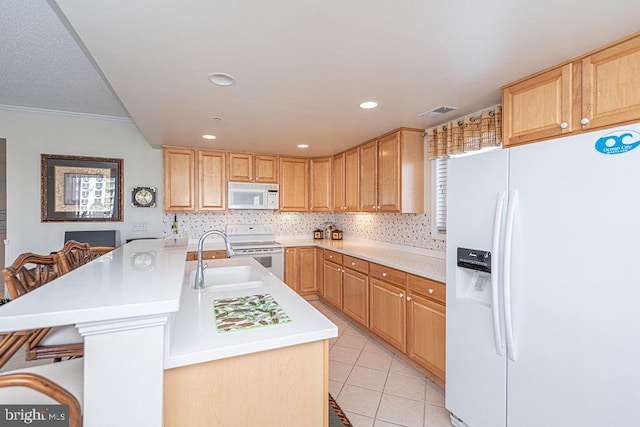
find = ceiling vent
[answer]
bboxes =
[418,106,459,118]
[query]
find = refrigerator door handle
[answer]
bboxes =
[504,190,519,361]
[491,191,506,356]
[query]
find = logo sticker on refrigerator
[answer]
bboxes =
[595,130,640,155]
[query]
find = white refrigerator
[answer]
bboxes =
[445,124,640,427]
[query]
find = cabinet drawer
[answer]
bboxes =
[343,255,369,274]
[324,250,343,264]
[370,263,405,288]
[186,250,229,261]
[407,274,445,304]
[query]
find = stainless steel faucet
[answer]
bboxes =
[193,230,234,289]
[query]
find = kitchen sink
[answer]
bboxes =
[190,265,264,291]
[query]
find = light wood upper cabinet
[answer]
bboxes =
[503,32,640,147]
[334,148,360,212]
[163,147,196,212]
[359,139,378,211]
[279,157,309,212]
[163,146,226,212]
[309,157,332,212]
[502,63,575,147]
[358,129,424,213]
[332,152,345,212]
[582,35,640,131]
[228,153,278,183]
[198,150,226,211]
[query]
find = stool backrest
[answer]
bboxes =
[56,240,92,274]
[1,253,62,300]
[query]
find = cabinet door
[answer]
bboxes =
[298,247,317,295]
[502,63,574,147]
[323,260,342,310]
[359,140,378,211]
[344,147,360,212]
[198,150,226,211]
[254,155,278,183]
[343,268,369,328]
[163,147,195,211]
[284,247,299,291]
[369,278,406,352]
[408,293,446,381]
[332,153,345,212]
[315,248,324,295]
[582,35,640,131]
[279,157,309,212]
[309,157,332,212]
[377,132,401,212]
[228,153,253,182]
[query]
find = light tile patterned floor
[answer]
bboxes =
[309,299,451,427]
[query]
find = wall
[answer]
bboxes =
[0,108,164,264]
[163,211,445,251]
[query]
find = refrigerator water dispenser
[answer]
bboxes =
[456,247,493,307]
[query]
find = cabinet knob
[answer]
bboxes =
[382,272,387,277]
[399,293,404,298]
[407,296,412,301]
[351,262,355,266]
[560,122,568,129]
[428,288,434,294]
[210,255,216,259]
[581,117,590,125]
[329,255,333,259]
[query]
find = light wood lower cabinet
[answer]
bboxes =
[164,340,328,427]
[369,278,406,352]
[284,246,317,295]
[408,293,445,381]
[323,259,342,310]
[342,268,369,328]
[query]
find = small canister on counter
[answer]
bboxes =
[314,229,324,239]
[331,229,343,240]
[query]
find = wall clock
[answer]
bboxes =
[131,186,157,208]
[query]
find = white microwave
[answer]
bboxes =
[228,182,279,210]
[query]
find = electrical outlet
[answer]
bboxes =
[132,222,147,232]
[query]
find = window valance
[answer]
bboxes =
[426,105,502,160]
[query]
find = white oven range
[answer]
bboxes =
[225,224,284,280]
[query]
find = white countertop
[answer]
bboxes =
[0,238,189,332]
[279,238,446,282]
[164,257,337,369]
[188,236,446,282]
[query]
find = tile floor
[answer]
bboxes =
[309,299,451,427]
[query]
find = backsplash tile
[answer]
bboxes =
[163,211,445,251]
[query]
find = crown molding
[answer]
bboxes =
[0,104,133,124]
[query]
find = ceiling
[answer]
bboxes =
[2,1,639,156]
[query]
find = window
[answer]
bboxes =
[432,157,448,237]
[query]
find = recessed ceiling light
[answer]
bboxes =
[202,134,217,140]
[212,116,223,121]
[208,73,236,86]
[359,101,378,109]
[297,144,309,149]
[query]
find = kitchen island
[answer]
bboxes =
[164,257,337,426]
[0,238,337,427]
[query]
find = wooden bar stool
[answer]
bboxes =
[1,253,84,361]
